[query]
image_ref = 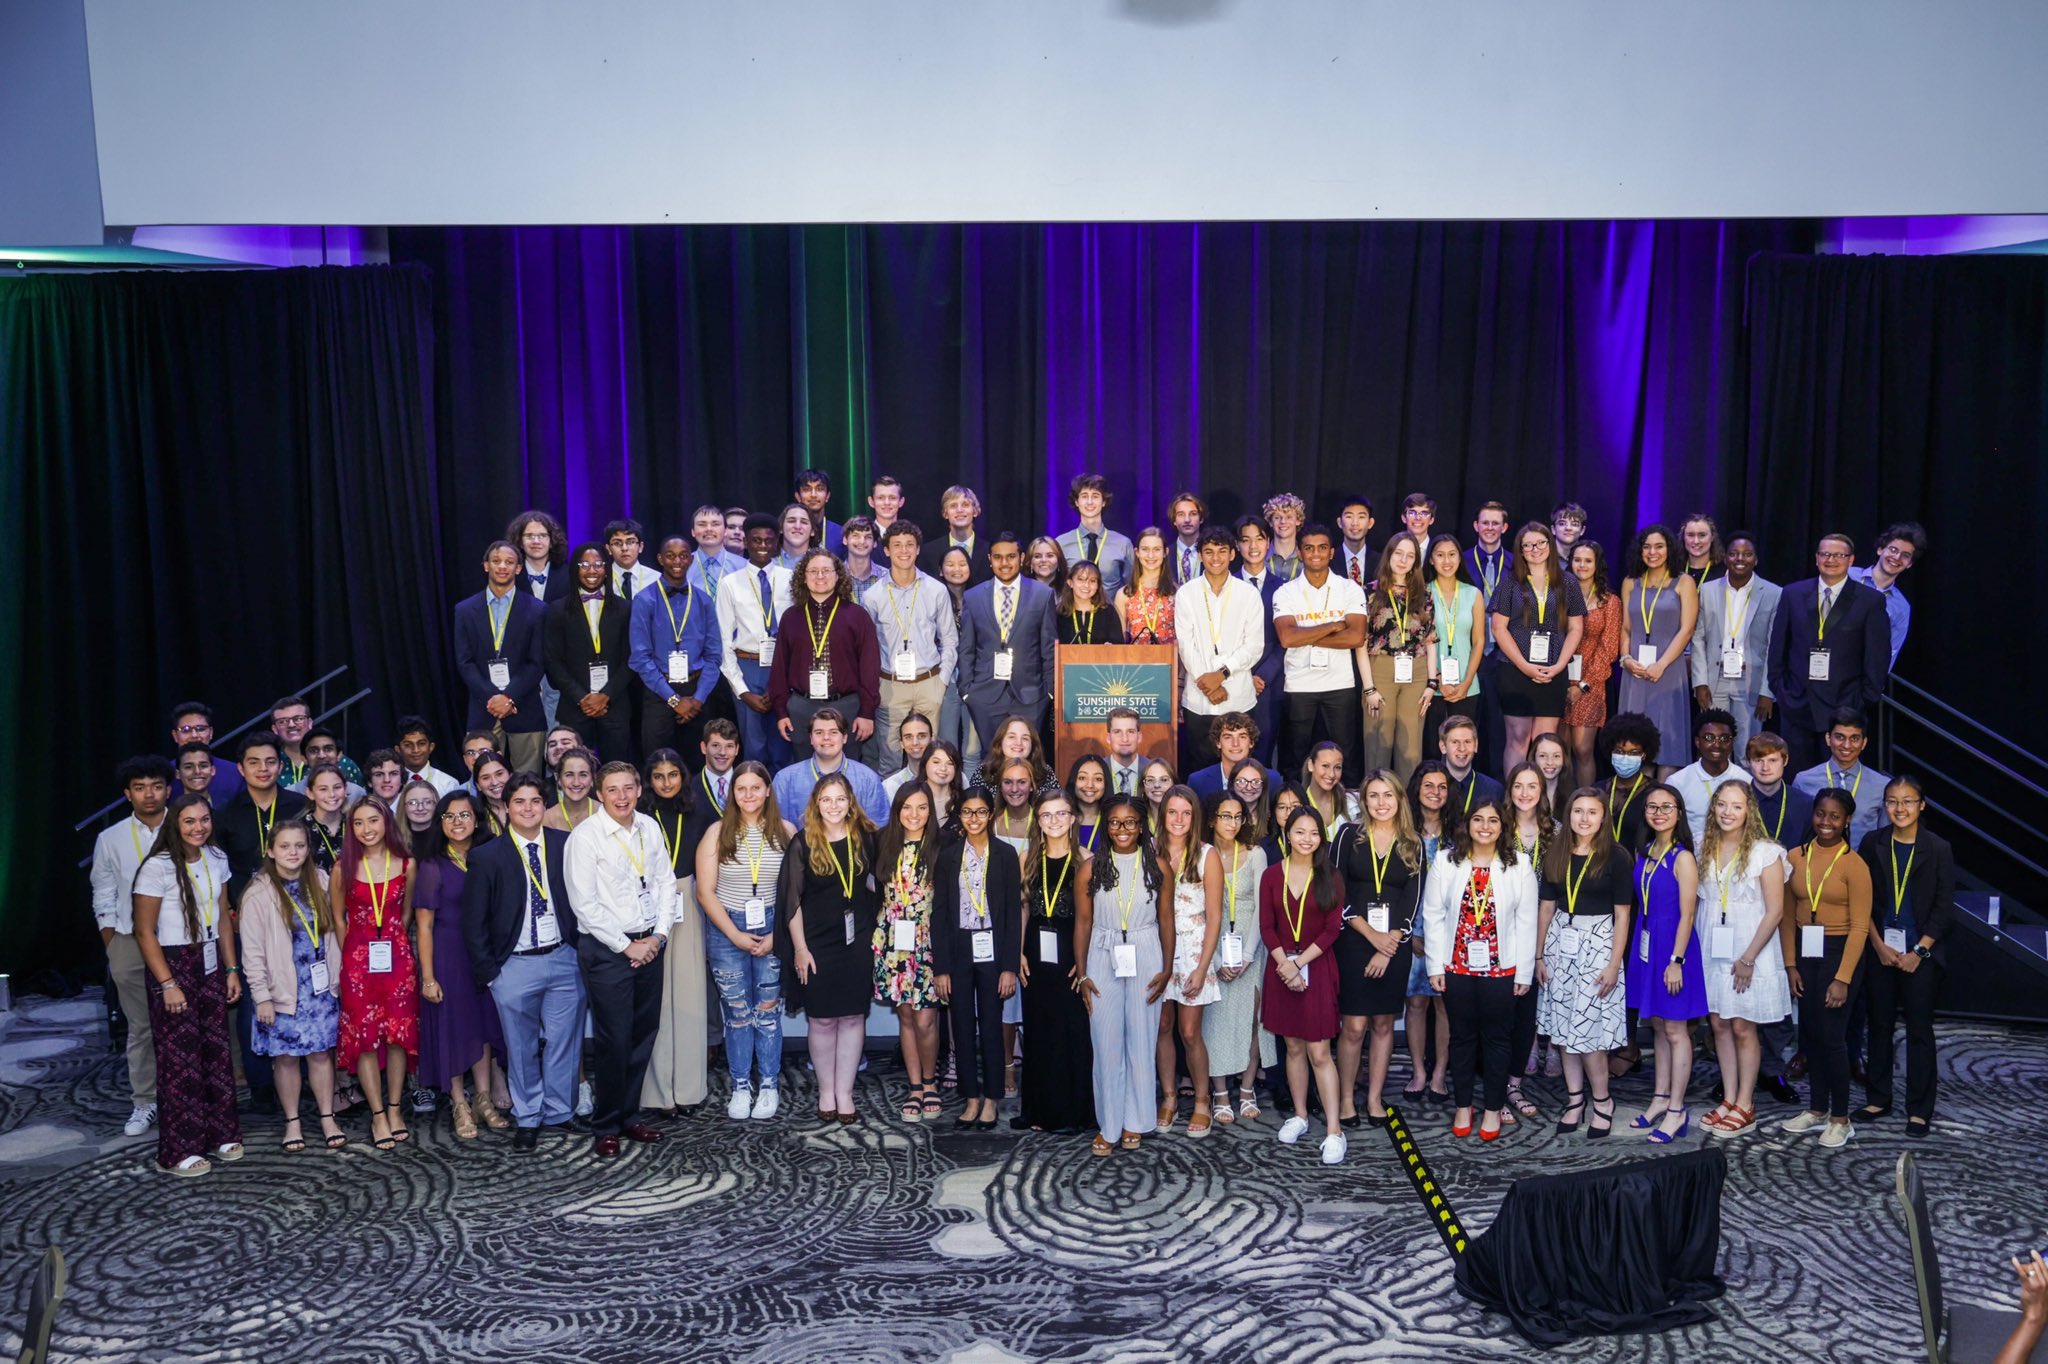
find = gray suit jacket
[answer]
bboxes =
[1689,574,1781,701]
[958,576,1060,713]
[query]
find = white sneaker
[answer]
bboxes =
[1278,1115,1310,1145]
[1817,1119,1854,1149]
[726,1085,754,1120]
[1780,1110,1826,1135]
[750,1087,780,1120]
[1320,1133,1348,1165]
[575,1081,595,1118]
[123,1103,158,1137]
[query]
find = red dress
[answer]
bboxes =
[1258,863,1342,1040]
[338,863,420,1065]
[1564,593,1622,727]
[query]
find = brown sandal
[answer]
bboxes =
[472,1095,511,1131]
[452,1099,479,1140]
[1119,1133,1142,1151]
[1091,1134,1115,1157]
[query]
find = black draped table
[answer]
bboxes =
[1454,1145,1727,1346]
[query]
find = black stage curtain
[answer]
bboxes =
[0,266,450,981]
[1454,1146,1727,1346]
[1741,251,2048,751]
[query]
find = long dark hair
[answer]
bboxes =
[1089,794,1162,895]
[1504,521,1563,627]
[875,780,936,889]
[417,789,485,864]
[640,747,692,821]
[138,792,218,943]
[1643,781,1696,855]
[1542,786,1617,885]
[1274,805,1342,912]
[1450,796,1519,868]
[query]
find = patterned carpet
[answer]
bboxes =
[2,992,2045,1363]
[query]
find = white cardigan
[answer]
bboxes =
[1419,848,1540,985]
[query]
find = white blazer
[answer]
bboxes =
[1420,848,1540,985]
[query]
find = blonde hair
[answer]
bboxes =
[1356,769,1423,872]
[801,772,876,876]
[1698,777,1770,886]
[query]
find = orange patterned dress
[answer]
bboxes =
[1119,583,1176,645]
[1565,592,1622,727]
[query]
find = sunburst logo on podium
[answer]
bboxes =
[1064,662,1172,721]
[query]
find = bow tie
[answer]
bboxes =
[580,591,606,602]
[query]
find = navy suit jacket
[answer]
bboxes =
[543,590,633,706]
[1765,576,1891,731]
[958,576,1059,712]
[1236,569,1287,691]
[460,827,579,988]
[516,563,574,607]
[453,589,548,734]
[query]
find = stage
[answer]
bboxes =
[3,993,2041,1362]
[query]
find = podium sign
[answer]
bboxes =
[1053,644,1178,773]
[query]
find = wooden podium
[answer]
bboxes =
[1052,644,1179,775]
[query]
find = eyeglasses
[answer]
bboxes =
[1645,803,1680,815]
[1883,797,1923,809]
[442,810,476,822]
[173,723,211,736]
[274,715,311,727]
[1215,811,1245,823]
[1040,810,1073,822]
[1815,551,1851,562]
[958,807,991,820]
[1107,817,1141,829]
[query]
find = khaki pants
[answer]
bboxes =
[107,931,157,1104]
[1362,652,1429,783]
[875,673,949,777]
[642,877,710,1110]
[496,726,544,775]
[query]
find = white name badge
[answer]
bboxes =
[488,658,512,690]
[202,939,219,974]
[808,667,830,700]
[1466,941,1492,972]
[1295,957,1311,987]
[1639,931,1651,963]
[1366,904,1391,934]
[367,940,394,974]
[1440,656,1463,686]
[1883,928,1908,954]
[843,910,857,946]
[1305,646,1331,670]
[892,918,917,953]
[588,662,609,692]
[1392,654,1415,685]
[743,898,767,931]
[638,883,658,930]
[757,638,776,666]
[1721,648,1744,680]
[1637,644,1659,667]
[972,930,996,963]
[1039,928,1061,963]
[1568,655,1584,682]
[1527,632,1551,665]
[534,909,561,948]
[1112,943,1138,978]
[1554,926,1581,958]
[1808,649,1831,682]
[1800,924,1825,958]
[1710,924,1736,959]
[309,960,332,995]
[1219,932,1244,968]
[893,649,918,682]
[668,651,690,684]
[992,649,1014,681]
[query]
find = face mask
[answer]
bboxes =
[1611,754,1644,779]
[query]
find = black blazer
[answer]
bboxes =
[543,591,633,707]
[516,563,574,607]
[1237,568,1287,691]
[461,827,578,988]
[920,527,990,588]
[1766,576,1891,731]
[1854,826,1956,965]
[929,837,1023,976]
[452,589,548,733]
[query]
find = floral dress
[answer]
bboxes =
[872,844,940,1008]
[1120,584,1176,644]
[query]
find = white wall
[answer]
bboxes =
[82,0,2048,227]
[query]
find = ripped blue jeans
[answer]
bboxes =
[705,929,784,1090]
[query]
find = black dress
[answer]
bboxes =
[1334,825,1424,1017]
[1015,850,1097,1132]
[1057,608,1113,646]
[776,833,881,1020]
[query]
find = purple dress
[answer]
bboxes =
[1626,848,1708,1020]
[415,855,505,1087]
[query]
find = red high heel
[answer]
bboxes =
[1479,1121,1503,1142]
[1451,1114,1474,1138]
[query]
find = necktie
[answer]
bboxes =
[1820,586,1835,621]
[1084,532,1099,562]
[758,569,773,628]
[1349,553,1363,585]
[705,559,722,594]
[999,584,1015,642]
[524,840,548,948]
[1182,547,1194,579]
[1118,767,1132,794]
[718,774,729,806]
[623,569,635,597]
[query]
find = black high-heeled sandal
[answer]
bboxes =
[319,1112,348,1150]
[386,1103,411,1145]
[280,1118,306,1154]
[1555,1088,1586,1135]
[1587,1095,1616,1139]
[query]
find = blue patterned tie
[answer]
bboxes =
[524,840,548,948]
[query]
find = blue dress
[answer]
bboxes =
[1617,579,1691,761]
[251,883,342,1058]
[1626,848,1708,1020]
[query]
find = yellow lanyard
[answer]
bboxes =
[1828,764,1862,801]
[1388,589,1410,646]
[519,837,551,905]
[187,855,219,937]
[701,767,730,816]
[1638,843,1671,909]
[962,842,989,925]
[1222,846,1245,929]
[1468,865,1496,928]
[1202,581,1231,653]
[583,597,604,652]
[285,878,321,943]
[995,582,1019,644]
[997,807,1031,841]
[312,819,340,865]
[1609,775,1644,840]
[129,818,152,864]
[1709,845,1737,921]
[827,836,857,901]
[661,813,685,873]
[1072,607,1098,643]
[558,795,592,824]
[1563,851,1593,919]
[1528,573,1549,627]
[254,796,279,856]
[488,590,512,652]
[1725,582,1749,647]
[1367,831,1392,897]
[884,580,920,652]
[1888,838,1916,919]
[1637,577,1667,642]
[1114,860,1137,937]
[1431,582,1462,658]
[1765,789,1788,842]
[806,596,841,660]
[1040,852,1073,919]
[616,822,649,882]
[1081,816,1102,853]
[1801,842,1848,923]
[660,584,695,646]
[1283,864,1310,942]
[1516,823,1541,861]
[741,822,766,895]
[449,849,469,873]
[896,844,922,895]
[366,851,397,931]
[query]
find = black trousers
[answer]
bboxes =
[564,699,633,766]
[1782,720,1828,782]
[1444,973,1516,1111]
[1284,685,1361,784]
[1864,956,1942,1119]
[1796,937,1866,1119]
[949,961,1006,1101]
[1474,650,1507,779]
[1422,693,1482,764]
[1502,984,1540,1083]
[640,687,712,767]
[578,935,666,1135]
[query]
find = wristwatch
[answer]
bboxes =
[1669,953,1685,966]
[1912,944,1932,960]
[1219,665,1231,679]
